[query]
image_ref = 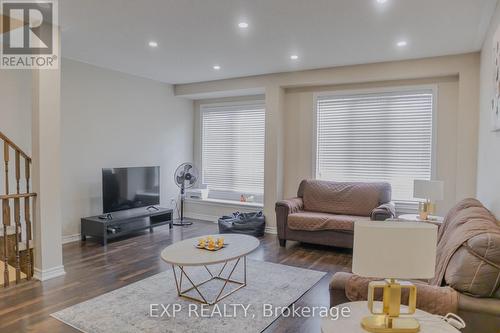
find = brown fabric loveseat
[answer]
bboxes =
[329,198,500,333]
[275,179,394,248]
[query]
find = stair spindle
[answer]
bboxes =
[0,132,35,287]
[25,156,30,193]
[3,143,10,287]
[14,151,23,283]
[25,157,32,279]
[2,199,9,287]
[15,151,20,194]
[4,141,9,194]
[24,196,32,279]
[14,198,21,282]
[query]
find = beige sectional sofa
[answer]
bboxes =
[275,179,395,248]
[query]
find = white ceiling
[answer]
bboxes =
[60,0,498,84]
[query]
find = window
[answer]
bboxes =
[201,102,265,203]
[315,88,434,207]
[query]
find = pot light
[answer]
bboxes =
[377,0,387,3]
[397,40,408,47]
[238,22,249,29]
[213,65,221,70]
[290,55,299,60]
[148,41,158,48]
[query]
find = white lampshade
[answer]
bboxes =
[413,179,444,201]
[352,221,437,279]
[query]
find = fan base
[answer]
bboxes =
[173,219,193,226]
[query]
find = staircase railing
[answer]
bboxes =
[0,131,36,287]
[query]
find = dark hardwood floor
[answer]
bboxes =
[0,220,352,333]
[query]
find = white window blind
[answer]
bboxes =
[316,89,434,204]
[201,103,265,199]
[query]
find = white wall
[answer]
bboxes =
[477,1,500,218]
[176,53,480,228]
[0,70,32,226]
[0,70,32,153]
[61,59,194,237]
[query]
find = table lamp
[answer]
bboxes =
[352,221,437,333]
[413,180,444,220]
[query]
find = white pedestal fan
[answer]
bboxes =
[173,162,199,226]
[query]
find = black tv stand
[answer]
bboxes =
[81,207,173,246]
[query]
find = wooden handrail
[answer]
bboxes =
[0,193,37,200]
[0,131,31,162]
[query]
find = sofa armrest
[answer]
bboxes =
[371,201,396,221]
[458,293,500,316]
[457,293,500,333]
[275,197,303,241]
[329,272,353,307]
[276,197,303,214]
[330,272,458,315]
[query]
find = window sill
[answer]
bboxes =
[184,198,263,209]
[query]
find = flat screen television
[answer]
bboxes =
[102,166,160,213]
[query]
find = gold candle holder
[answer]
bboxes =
[362,279,419,333]
[418,201,435,220]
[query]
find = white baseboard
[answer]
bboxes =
[265,226,277,235]
[33,265,66,281]
[185,212,219,223]
[185,212,277,235]
[62,233,81,244]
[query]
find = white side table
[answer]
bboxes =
[397,214,444,227]
[321,301,459,333]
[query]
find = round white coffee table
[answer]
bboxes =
[161,234,259,305]
[321,301,459,333]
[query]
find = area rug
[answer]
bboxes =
[51,259,326,333]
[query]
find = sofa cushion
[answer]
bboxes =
[301,180,391,216]
[287,211,370,232]
[445,233,500,297]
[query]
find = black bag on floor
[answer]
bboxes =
[218,211,265,237]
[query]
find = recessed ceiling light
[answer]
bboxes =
[377,0,387,3]
[213,65,221,70]
[290,55,299,60]
[148,41,158,48]
[397,40,408,47]
[238,22,249,29]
